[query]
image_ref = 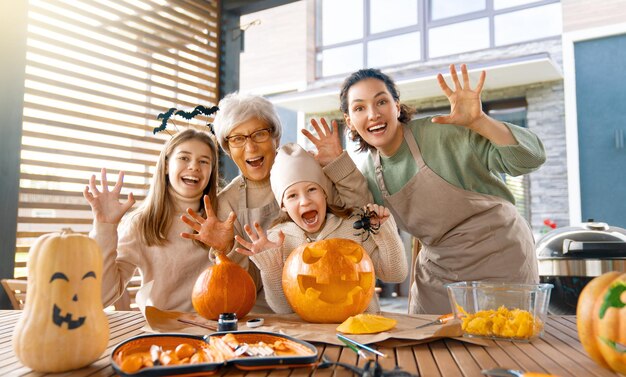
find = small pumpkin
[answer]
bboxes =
[282,238,375,323]
[191,251,256,320]
[12,229,109,372]
[577,271,626,374]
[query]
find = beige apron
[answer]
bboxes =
[237,179,278,314]
[373,126,538,314]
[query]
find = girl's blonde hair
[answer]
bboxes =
[132,129,219,247]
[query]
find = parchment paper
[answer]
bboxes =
[135,281,488,347]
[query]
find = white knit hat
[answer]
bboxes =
[270,143,331,205]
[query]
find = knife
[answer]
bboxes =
[415,313,454,329]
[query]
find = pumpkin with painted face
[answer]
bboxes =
[282,238,375,323]
[577,271,626,374]
[12,229,109,372]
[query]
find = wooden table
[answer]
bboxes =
[0,310,622,377]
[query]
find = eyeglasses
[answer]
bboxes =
[225,127,273,148]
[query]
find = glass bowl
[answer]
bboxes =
[445,281,553,342]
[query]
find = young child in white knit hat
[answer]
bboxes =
[235,142,408,315]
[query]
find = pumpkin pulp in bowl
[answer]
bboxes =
[445,281,553,342]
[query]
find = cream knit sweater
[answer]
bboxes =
[249,213,408,314]
[91,189,210,312]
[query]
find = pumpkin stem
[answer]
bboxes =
[214,251,228,264]
[60,228,75,235]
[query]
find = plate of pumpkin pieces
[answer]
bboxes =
[111,331,318,376]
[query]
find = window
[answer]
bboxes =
[320,0,362,46]
[14,0,220,278]
[370,0,418,33]
[486,100,531,222]
[428,18,489,58]
[316,0,561,77]
[367,32,421,68]
[494,3,562,46]
[430,0,485,20]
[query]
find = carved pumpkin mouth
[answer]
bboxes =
[52,304,86,330]
[298,273,373,304]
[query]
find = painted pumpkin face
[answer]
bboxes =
[282,238,375,323]
[13,230,109,373]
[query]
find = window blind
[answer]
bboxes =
[16,0,220,278]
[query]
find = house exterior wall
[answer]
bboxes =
[239,0,312,94]
[562,0,626,32]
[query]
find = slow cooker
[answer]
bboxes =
[536,220,626,314]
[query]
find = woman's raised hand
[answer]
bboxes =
[180,195,236,252]
[433,63,517,145]
[432,63,488,130]
[83,168,135,224]
[234,222,285,256]
[301,118,344,167]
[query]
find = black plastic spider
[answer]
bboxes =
[351,207,380,241]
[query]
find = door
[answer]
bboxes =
[575,33,626,227]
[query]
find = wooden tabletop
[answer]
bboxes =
[0,310,622,377]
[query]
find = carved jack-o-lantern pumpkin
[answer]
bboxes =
[12,229,109,373]
[282,238,375,323]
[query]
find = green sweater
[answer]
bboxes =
[362,117,546,205]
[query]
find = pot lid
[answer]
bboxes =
[536,221,626,259]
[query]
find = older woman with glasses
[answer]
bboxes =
[181,92,372,312]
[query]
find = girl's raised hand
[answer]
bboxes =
[180,195,236,252]
[301,118,344,167]
[367,203,390,227]
[83,168,135,224]
[432,63,488,130]
[234,222,285,256]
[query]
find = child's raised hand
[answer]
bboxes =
[234,222,285,256]
[367,203,390,227]
[301,118,344,167]
[180,195,236,252]
[83,168,135,224]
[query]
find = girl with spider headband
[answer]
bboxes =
[83,129,220,311]
[233,143,407,314]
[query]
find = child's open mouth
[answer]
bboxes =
[302,210,318,226]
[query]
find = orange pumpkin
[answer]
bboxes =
[282,238,375,323]
[191,251,256,320]
[577,271,626,374]
[12,229,109,372]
